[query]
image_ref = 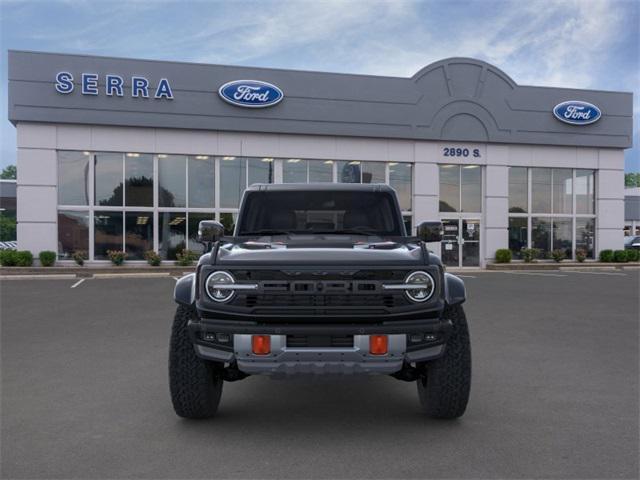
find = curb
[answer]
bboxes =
[486,262,639,271]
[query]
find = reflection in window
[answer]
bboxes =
[439,165,459,212]
[361,162,385,184]
[220,157,246,208]
[508,217,527,258]
[220,212,238,235]
[158,155,186,207]
[531,168,552,213]
[94,211,123,259]
[248,158,273,185]
[575,170,595,214]
[461,165,481,212]
[508,167,527,213]
[159,212,186,260]
[338,161,361,183]
[402,215,412,235]
[390,163,412,211]
[552,217,572,257]
[283,159,307,183]
[95,153,123,206]
[125,212,153,260]
[58,151,90,205]
[188,212,214,254]
[309,160,333,182]
[552,169,573,214]
[125,153,153,207]
[531,217,551,258]
[576,218,595,258]
[188,156,214,208]
[57,211,89,258]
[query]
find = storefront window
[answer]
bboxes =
[158,212,186,260]
[552,217,572,257]
[57,210,89,258]
[248,158,273,185]
[158,155,186,208]
[403,216,412,235]
[94,211,123,259]
[188,212,214,254]
[361,162,385,183]
[188,156,214,208]
[95,153,123,206]
[283,159,307,183]
[390,163,412,211]
[220,157,246,208]
[576,218,595,258]
[508,167,527,213]
[508,217,527,258]
[552,169,573,214]
[575,170,595,214]
[439,165,459,212]
[125,153,153,207]
[461,165,481,212]
[220,212,238,235]
[58,151,90,205]
[531,168,552,213]
[531,217,551,258]
[125,211,153,260]
[309,160,333,182]
[338,161,362,183]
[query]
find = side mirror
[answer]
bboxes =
[417,221,443,243]
[198,220,225,243]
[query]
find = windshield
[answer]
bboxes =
[237,190,403,236]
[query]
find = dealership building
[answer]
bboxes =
[7,50,633,267]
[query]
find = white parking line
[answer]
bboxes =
[456,275,477,278]
[70,278,86,288]
[502,272,567,277]
[566,270,627,276]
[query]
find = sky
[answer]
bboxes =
[0,0,638,172]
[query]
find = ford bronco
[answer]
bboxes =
[170,183,471,419]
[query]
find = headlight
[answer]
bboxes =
[205,271,236,302]
[404,271,435,302]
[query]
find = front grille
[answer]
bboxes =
[238,294,404,308]
[286,335,354,348]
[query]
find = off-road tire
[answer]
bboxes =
[169,305,224,419]
[417,303,471,419]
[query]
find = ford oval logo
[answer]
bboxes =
[218,80,283,108]
[553,100,601,125]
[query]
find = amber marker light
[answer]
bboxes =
[252,335,271,355]
[369,335,388,355]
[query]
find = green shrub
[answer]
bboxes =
[13,250,34,267]
[175,249,198,266]
[39,250,56,267]
[107,250,127,266]
[575,248,587,263]
[613,250,628,263]
[626,249,639,262]
[599,249,614,262]
[495,249,512,263]
[521,248,538,263]
[0,249,18,266]
[72,250,88,266]
[144,250,162,266]
[551,249,566,263]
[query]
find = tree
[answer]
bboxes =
[625,172,640,188]
[1,165,16,179]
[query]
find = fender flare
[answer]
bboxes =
[174,273,196,306]
[444,272,466,306]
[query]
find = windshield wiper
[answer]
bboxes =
[238,229,293,236]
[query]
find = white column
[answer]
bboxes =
[16,123,58,257]
[483,165,509,264]
[413,158,440,252]
[596,149,625,253]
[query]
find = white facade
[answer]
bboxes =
[16,122,626,267]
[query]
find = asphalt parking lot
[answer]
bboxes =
[1,270,638,479]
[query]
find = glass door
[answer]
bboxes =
[461,219,480,267]
[440,218,481,267]
[441,219,459,267]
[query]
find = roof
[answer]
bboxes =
[247,183,395,192]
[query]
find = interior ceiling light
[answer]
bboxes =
[222,156,236,161]
[158,154,168,159]
[126,153,140,157]
[262,158,274,162]
[287,159,301,163]
[195,155,209,160]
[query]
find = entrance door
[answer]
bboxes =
[440,218,481,267]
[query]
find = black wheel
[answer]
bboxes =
[417,303,471,419]
[169,305,224,419]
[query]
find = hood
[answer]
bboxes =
[215,234,425,266]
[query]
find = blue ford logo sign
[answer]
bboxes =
[553,100,601,125]
[218,80,283,108]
